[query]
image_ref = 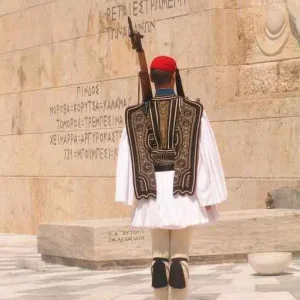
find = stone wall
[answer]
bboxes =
[0,0,299,234]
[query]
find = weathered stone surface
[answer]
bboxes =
[0,178,33,234]
[0,52,21,94]
[16,258,46,272]
[0,177,133,234]
[0,0,22,16]
[222,179,300,211]
[271,188,300,209]
[0,0,226,55]
[0,0,53,17]
[215,9,238,66]
[51,0,101,42]
[38,218,151,262]
[191,209,300,256]
[238,59,300,100]
[0,6,233,89]
[0,3,52,54]
[214,118,300,178]
[0,93,22,135]
[171,11,216,68]
[211,97,300,122]
[38,209,300,268]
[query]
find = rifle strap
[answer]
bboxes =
[138,72,141,105]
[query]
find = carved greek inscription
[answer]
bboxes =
[48,84,131,161]
[106,0,187,21]
[105,0,187,40]
[108,229,145,243]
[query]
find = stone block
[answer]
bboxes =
[0,3,52,54]
[0,178,33,234]
[185,67,217,110]
[16,258,46,272]
[73,33,113,83]
[238,59,300,100]
[237,0,267,8]
[38,218,151,269]
[222,179,300,211]
[0,176,133,234]
[0,52,21,94]
[51,0,101,42]
[52,40,75,87]
[191,209,300,258]
[21,0,53,9]
[0,93,22,135]
[0,0,21,16]
[19,44,54,91]
[271,188,300,209]
[215,9,239,66]
[185,66,239,110]
[172,11,216,69]
[210,97,300,122]
[0,0,53,15]
[214,117,300,178]
[38,209,300,269]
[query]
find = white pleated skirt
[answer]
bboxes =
[130,171,219,230]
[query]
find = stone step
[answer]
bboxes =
[37,209,300,269]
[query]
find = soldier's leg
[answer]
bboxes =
[151,229,171,300]
[169,226,193,300]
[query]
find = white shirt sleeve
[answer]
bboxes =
[115,127,135,206]
[196,110,228,207]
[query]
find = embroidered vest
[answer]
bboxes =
[125,95,203,199]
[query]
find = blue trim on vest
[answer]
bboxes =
[155,88,176,97]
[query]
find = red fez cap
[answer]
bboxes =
[150,56,177,73]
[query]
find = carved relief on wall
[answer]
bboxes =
[256,2,290,56]
[256,0,300,56]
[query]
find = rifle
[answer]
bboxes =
[128,17,153,104]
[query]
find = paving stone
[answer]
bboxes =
[211,264,237,271]
[189,293,220,300]
[1,234,300,300]
[218,292,297,300]
[16,258,46,272]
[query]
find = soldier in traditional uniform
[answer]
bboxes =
[115,55,227,300]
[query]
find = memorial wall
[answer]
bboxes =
[0,0,299,234]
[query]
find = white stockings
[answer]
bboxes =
[151,227,192,300]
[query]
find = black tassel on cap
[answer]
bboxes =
[169,257,189,289]
[151,257,169,288]
[175,68,185,98]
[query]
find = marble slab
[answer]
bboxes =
[38,209,300,269]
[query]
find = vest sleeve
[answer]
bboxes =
[196,110,228,207]
[115,127,135,206]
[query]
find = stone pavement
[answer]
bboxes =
[1,234,300,300]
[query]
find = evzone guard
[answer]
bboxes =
[115,17,227,300]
